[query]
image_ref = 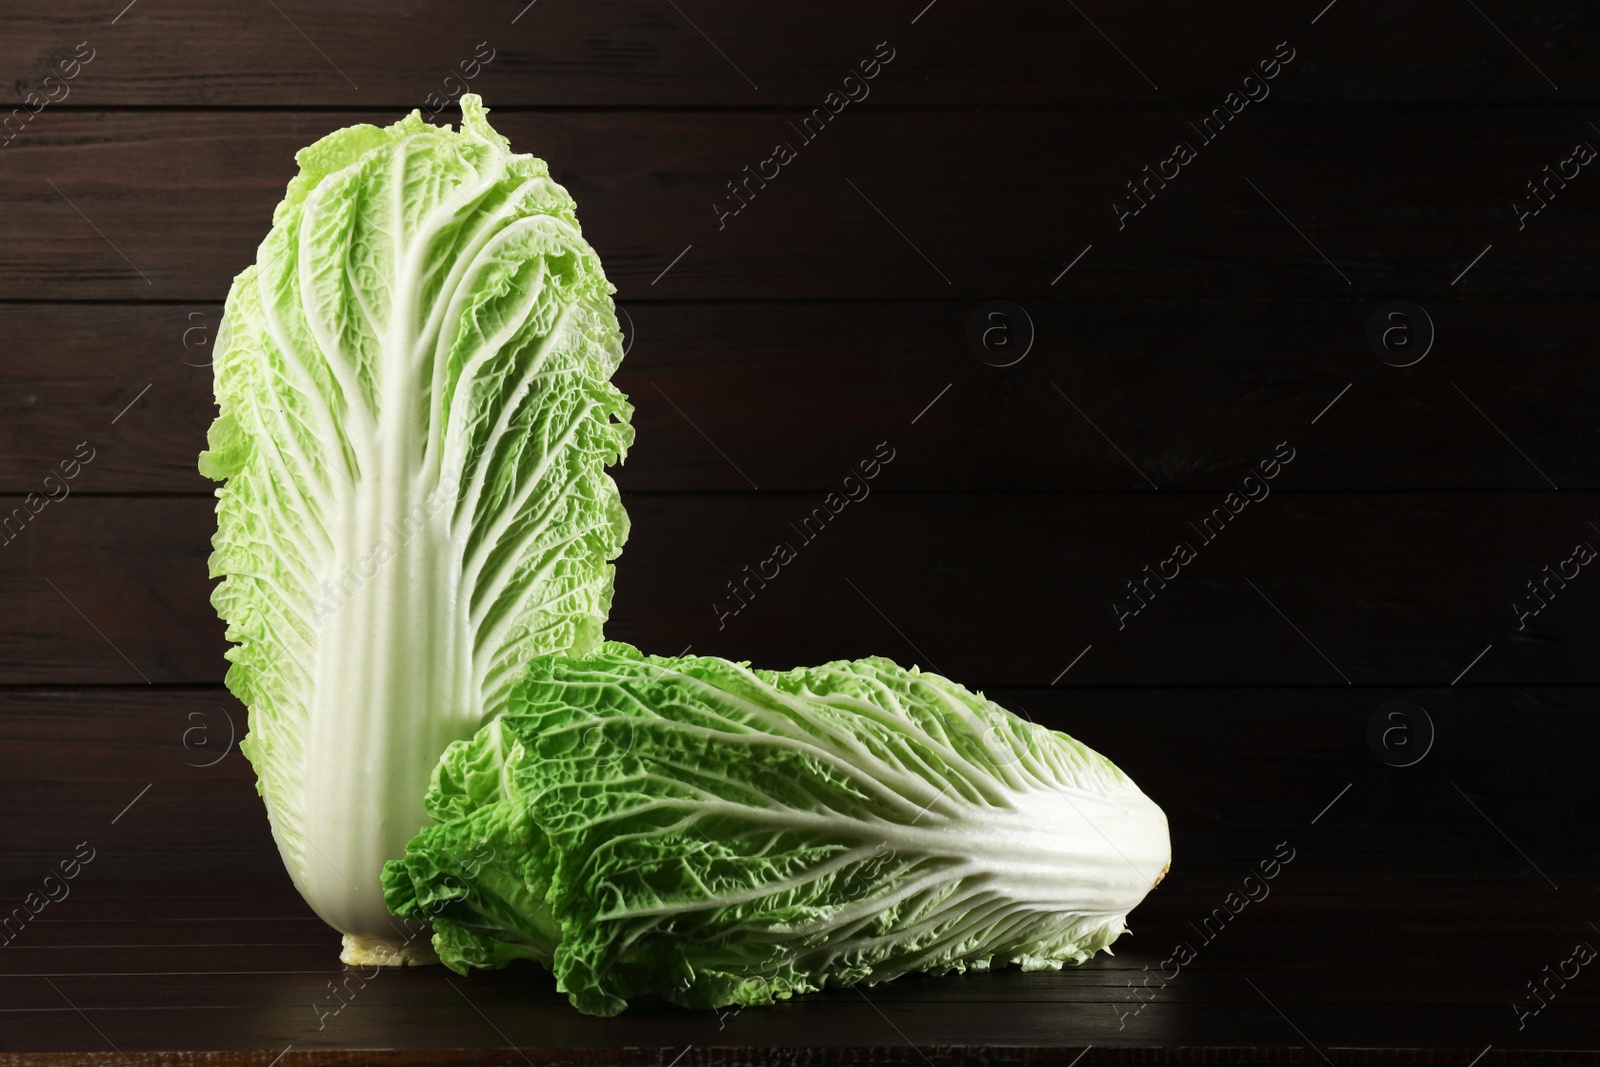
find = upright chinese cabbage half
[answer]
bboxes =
[200,95,632,965]
[383,644,1171,1015]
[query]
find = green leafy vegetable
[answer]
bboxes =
[383,643,1171,1014]
[201,95,632,964]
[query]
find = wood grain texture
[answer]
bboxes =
[1,685,1593,885]
[0,493,1592,688]
[3,0,1595,1058]
[2,298,1594,495]
[0,1,1591,108]
[1,878,1596,1059]
[3,108,1597,301]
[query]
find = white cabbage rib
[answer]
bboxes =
[201,96,631,963]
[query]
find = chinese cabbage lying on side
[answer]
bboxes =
[383,644,1171,1015]
[200,95,632,965]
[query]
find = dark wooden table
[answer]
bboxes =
[5,875,1597,1064]
[3,0,1597,1061]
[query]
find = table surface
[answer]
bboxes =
[3,875,1596,1064]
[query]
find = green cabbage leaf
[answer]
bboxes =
[383,643,1170,1014]
[201,95,632,964]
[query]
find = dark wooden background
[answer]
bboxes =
[2,1,1597,1061]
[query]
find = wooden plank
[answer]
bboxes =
[7,955,1599,1002]
[1,687,1592,888]
[0,1044,1593,1067]
[3,878,1596,1058]
[0,1002,1534,1056]
[4,298,1595,496]
[3,972,1598,1053]
[0,494,1590,687]
[6,956,1600,1014]
[1,1,1592,108]
[3,108,1597,301]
